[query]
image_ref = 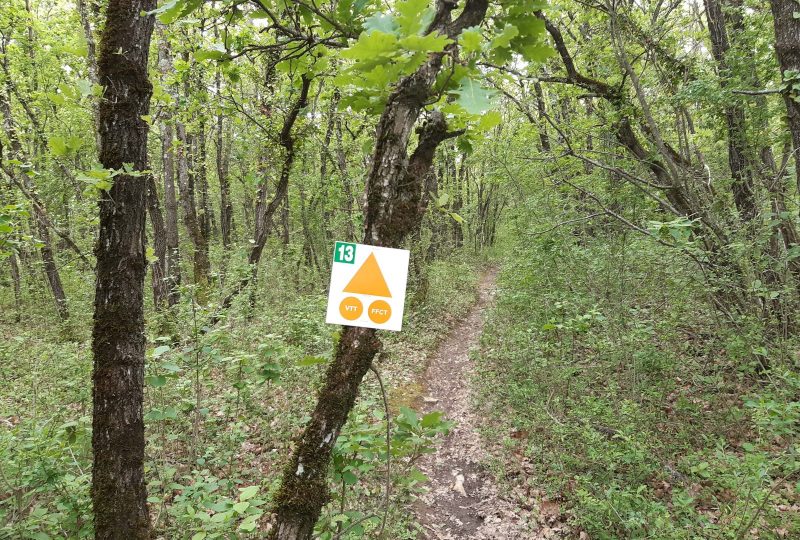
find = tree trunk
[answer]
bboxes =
[162,120,181,306]
[158,36,181,307]
[146,176,169,309]
[217,73,232,249]
[704,0,758,222]
[270,3,488,537]
[8,253,21,323]
[197,119,213,243]
[335,114,356,242]
[91,1,155,538]
[77,0,101,151]
[249,76,311,267]
[177,122,211,293]
[770,0,800,191]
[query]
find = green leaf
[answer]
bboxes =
[239,515,259,531]
[46,92,66,106]
[477,110,502,131]
[452,78,495,114]
[232,501,250,513]
[490,24,519,50]
[144,409,164,421]
[342,31,399,70]
[298,355,327,366]
[364,12,397,35]
[449,212,465,224]
[152,345,171,358]
[161,362,182,373]
[194,44,228,61]
[396,0,433,35]
[147,0,203,24]
[72,80,91,99]
[191,533,206,540]
[399,32,451,53]
[145,375,167,387]
[421,411,444,427]
[239,485,259,500]
[460,27,483,53]
[342,470,359,485]
[519,43,555,63]
[399,406,419,426]
[48,136,68,157]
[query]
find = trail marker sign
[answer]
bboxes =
[326,241,410,331]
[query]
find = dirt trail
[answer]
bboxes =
[413,268,533,539]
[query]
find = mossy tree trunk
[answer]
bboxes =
[269,2,489,538]
[91,1,156,537]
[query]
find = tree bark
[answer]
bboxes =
[91,1,155,538]
[163,121,181,306]
[770,0,800,191]
[8,253,21,323]
[177,122,211,293]
[146,176,169,309]
[159,35,181,307]
[216,72,233,249]
[704,0,758,221]
[270,2,488,537]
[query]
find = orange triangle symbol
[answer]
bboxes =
[343,252,392,298]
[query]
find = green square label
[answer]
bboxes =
[333,242,356,264]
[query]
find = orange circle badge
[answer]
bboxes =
[339,296,363,321]
[367,300,391,324]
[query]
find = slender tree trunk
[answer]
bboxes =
[177,122,211,293]
[197,119,213,243]
[37,218,69,320]
[162,120,181,306]
[770,0,800,191]
[335,115,355,242]
[217,74,232,249]
[146,176,169,309]
[704,0,758,221]
[158,36,181,306]
[270,3,488,537]
[8,253,21,323]
[91,1,155,538]
[533,81,551,152]
[77,0,101,151]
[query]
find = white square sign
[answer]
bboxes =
[325,241,410,332]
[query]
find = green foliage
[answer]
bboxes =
[476,221,800,538]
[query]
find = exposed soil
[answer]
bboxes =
[413,268,538,539]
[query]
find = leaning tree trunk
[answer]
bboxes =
[770,0,800,191]
[91,1,155,538]
[270,2,488,538]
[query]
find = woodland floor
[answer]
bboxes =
[412,268,557,540]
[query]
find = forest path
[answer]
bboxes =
[413,268,533,539]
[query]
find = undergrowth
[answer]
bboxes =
[476,229,800,539]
